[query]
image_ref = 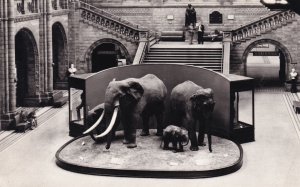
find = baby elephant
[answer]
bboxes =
[162,125,189,153]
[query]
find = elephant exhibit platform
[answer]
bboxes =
[59,64,255,178]
[56,130,243,178]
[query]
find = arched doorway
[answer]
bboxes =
[52,22,68,89]
[85,38,131,73]
[91,43,118,72]
[242,39,291,88]
[15,28,38,106]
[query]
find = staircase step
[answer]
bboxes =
[144,58,222,62]
[150,48,222,51]
[146,54,222,57]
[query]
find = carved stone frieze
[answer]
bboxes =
[14,14,41,23]
[52,10,70,17]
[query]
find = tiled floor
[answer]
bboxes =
[0,91,299,187]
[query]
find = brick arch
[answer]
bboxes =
[241,39,292,77]
[52,21,68,86]
[15,28,39,106]
[85,38,131,72]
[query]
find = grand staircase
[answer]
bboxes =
[143,45,223,72]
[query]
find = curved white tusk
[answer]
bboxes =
[94,106,119,139]
[83,110,105,135]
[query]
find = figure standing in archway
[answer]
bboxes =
[290,68,298,93]
[185,4,197,27]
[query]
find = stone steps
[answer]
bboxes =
[0,90,82,152]
[144,47,223,72]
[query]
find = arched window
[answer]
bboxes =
[209,11,223,24]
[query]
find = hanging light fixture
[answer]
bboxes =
[260,0,300,14]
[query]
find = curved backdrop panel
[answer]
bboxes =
[81,64,231,137]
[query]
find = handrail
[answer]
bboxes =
[78,1,146,31]
[232,10,295,43]
[78,0,151,43]
[133,41,148,64]
[232,10,280,31]
[221,42,224,73]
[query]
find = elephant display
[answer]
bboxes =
[170,81,215,152]
[83,74,167,149]
[161,125,189,153]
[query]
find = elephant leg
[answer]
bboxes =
[178,141,184,152]
[155,111,164,136]
[141,112,150,136]
[126,114,138,148]
[163,137,170,150]
[185,117,198,151]
[122,114,131,145]
[198,119,206,147]
[172,138,178,153]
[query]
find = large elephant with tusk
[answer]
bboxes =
[83,74,167,149]
[170,81,215,152]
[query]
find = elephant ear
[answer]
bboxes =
[126,81,144,101]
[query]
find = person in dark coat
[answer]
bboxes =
[185,4,197,27]
[197,23,205,44]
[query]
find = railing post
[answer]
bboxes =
[139,30,148,42]
[222,31,232,75]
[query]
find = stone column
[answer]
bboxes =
[35,0,39,13]
[46,0,53,94]
[3,0,9,114]
[8,0,16,113]
[68,1,80,70]
[0,0,16,129]
[222,31,232,75]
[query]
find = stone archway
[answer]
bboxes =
[15,28,39,106]
[242,39,292,86]
[52,22,68,89]
[85,38,131,73]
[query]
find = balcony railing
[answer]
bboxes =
[78,1,149,43]
[232,10,295,43]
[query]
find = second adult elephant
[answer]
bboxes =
[170,81,215,152]
[83,74,167,149]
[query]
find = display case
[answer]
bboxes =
[68,74,91,137]
[227,74,255,143]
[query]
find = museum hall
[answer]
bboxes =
[1,0,300,186]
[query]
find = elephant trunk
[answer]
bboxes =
[182,138,189,146]
[205,118,212,152]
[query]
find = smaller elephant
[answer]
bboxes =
[170,81,215,152]
[161,125,189,153]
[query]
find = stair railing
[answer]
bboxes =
[78,1,149,43]
[232,10,295,43]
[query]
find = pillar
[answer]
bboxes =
[46,0,53,93]
[222,31,231,75]
[8,0,16,113]
[0,0,16,129]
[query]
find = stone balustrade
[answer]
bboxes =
[232,10,296,43]
[79,1,149,43]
